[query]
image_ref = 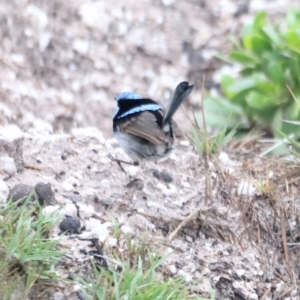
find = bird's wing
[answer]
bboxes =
[117,111,169,145]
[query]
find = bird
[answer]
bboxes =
[112,81,194,166]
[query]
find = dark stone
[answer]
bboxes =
[59,216,81,234]
[8,184,37,203]
[152,170,173,183]
[35,182,56,205]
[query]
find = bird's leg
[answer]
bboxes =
[107,154,139,175]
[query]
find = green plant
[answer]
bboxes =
[77,254,214,300]
[204,9,300,138]
[0,195,64,299]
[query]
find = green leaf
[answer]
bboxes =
[286,30,300,47]
[245,35,271,56]
[253,12,267,30]
[267,62,284,84]
[245,91,274,110]
[227,77,256,95]
[229,51,258,64]
[262,25,283,47]
[287,9,300,30]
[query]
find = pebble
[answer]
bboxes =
[85,217,101,231]
[59,216,81,234]
[0,156,17,175]
[106,236,117,248]
[63,203,77,217]
[162,183,177,196]
[42,205,61,217]
[78,204,95,218]
[53,292,64,300]
[123,165,138,177]
[35,182,56,205]
[152,170,173,183]
[0,180,9,202]
[121,225,135,235]
[237,180,256,196]
[0,125,24,172]
[7,184,38,203]
[166,264,177,275]
[90,222,111,242]
[62,181,74,192]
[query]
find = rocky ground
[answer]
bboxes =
[1,0,300,299]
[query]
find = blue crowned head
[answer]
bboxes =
[116,92,143,101]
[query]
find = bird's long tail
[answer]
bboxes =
[161,81,194,128]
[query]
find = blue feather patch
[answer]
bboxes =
[117,103,162,119]
[116,92,143,101]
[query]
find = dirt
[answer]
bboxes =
[0,0,300,299]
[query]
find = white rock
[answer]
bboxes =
[62,181,74,192]
[91,222,111,242]
[85,217,101,231]
[39,32,52,52]
[73,39,89,55]
[106,236,117,248]
[166,264,177,275]
[237,180,256,196]
[181,181,190,189]
[78,204,95,219]
[236,269,246,277]
[178,270,192,282]
[0,156,17,175]
[70,171,83,180]
[0,180,9,202]
[85,188,98,196]
[161,0,175,6]
[100,179,111,189]
[26,4,48,28]
[53,292,64,300]
[0,124,23,142]
[62,203,77,217]
[121,225,135,235]
[123,165,138,177]
[162,184,177,196]
[62,176,79,191]
[42,205,61,217]
[249,293,258,300]
[179,140,190,147]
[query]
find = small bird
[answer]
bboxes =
[112,81,194,165]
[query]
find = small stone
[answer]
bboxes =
[236,269,246,277]
[78,204,95,218]
[59,216,81,234]
[8,184,38,204]
[152,170,173,183]
[63,203,77,217]
[0,180,9,203]
[161,184,177,196]
[90,222,111,242]
[53,292,64,300]
[126,178,144,190]
[121,225,135,235]
[0,125,24,172]
[166,264,177,275]
[35,182,56,205]
[124,165,138,177]
[238,180,256,196]
[85,217,101,231]
[106,236,117,248]
[0,156,17,175]
[42,205,60,217]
